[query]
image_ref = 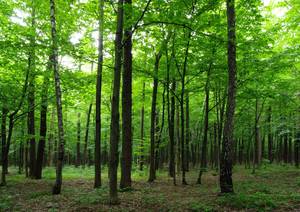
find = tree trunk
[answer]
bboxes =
[1,107,8,186]
[76,113,81,167]
[283,134,288,163]
[28,4,36,178]
[139,83,145,171]
[155,87,166,170]
[18,120,25,174]
[47,108,55,166]
[109,0,123,204]
[35,70,50,179]
[295,132,299,168]
[120,0,133,189]
[94,0,104,188]
[83,104,92,168]
[149,53,162,182]
[180,32,191,185]
[185,91,190,172]
[168,80,176,180]
[50,0,66,195]
[220,0,237,194]
[197,63,211,184]
[267,106,273,163]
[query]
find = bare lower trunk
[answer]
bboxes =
[50,0,65,195]
[94,0,104,188]
[120,0,133,189]
[109,0,123,204]
[220,0,237,194]
[35,71,50,179]
[139,83,145,171]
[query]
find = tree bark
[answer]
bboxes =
[50,0,65,195]
[109,0,123,204]
[120,0,133,189]
[168,80,176,181]
[94,0,104,188]
[76,113,81,167]
[1,107,8,186]
[197,62,211,184]
[35,69,50,179]
[185,91,190,172]
[148,53,162,182]
[83,104,92,168]
[28,4,36,179]
[220,0,237,194]
[139,83,145,171]
[267,106,273,163]
[180,32,191,185]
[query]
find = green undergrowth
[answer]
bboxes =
[0,165,299,211]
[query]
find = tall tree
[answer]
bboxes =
[28,2,36,178]
[94,0,104,188]
[139,82,145,171]
[35,64,50,179]
[148,52,162,182]
[219,0,237,193]
[76,112,81,167]
[120,0,133,189]
[83,104,92,168]
[197,61,212,184]
[50,0,66,195]
[1,107,8,186]
[109,0,123,204]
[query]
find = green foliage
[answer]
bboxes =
[0,194,13,211]
[217,192,277,211]
[189,202,215,212]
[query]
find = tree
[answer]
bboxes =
[120,0,133,189]
[50,0,66,195]
[94,0,104,188]
[35,62,50,179]
[28,2,36,179]
[219,0,237,193]
[109,0,123,204]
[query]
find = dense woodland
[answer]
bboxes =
[0,0,300,211]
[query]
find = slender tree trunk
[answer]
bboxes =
[197,64,211,184]
[35,70,50,179]
[185,91,190,172]
[295,132,299,168]
[83,104,92,168]
[176,103,181,173]
[50,0,65,195]
[48,108,55,166]
[139,83,145,171]
[220,0,237,194]
[94,0,104,188]
[109,0,123,204]
[168,80,176,181]
[149,53,162,182]
[1,107,8,186]
[75,113,81,167]
[19,120,25,174]
[254,98,262,168]
[28,4,36,178]
[283,134,288,163]
[180,32,191,185]
[155,87,166,170]
[120,0,133,189]
[267,106,273,163]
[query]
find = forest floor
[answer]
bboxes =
[0,164,299,211]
